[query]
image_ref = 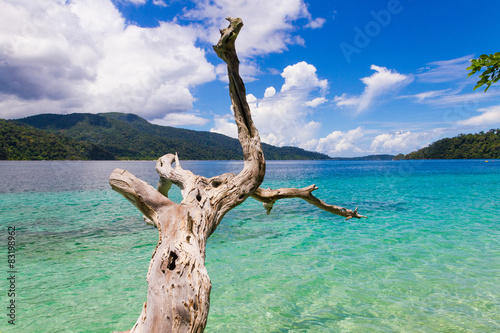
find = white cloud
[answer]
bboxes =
[0,0,333,124]
[211,61,327,147]
[184,0,321,57]
[305,97,327,107]
[281,61,328,92]
[215,61,261,82]
[401,89,452,103]
[315,127,364,156]
[210,115,238,138]
[246,94,257,103]
[151,113,209,127]
[121,0,148,5]
[334,65,413,114]
[333,93,360,107]
[308,128,445,157]
[264,86,276,98]
[210,61,437,158]
[304,17,326,29]
[457,105,500,126]
[401,87,500,109]
[418,55,473,83]
[358,65,413,112]
[152,0,167,7]
[0,0,216,121]
[370,131,431,154]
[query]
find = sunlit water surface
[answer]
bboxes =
[0,160,498,332]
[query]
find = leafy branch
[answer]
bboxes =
[467,53,500,92]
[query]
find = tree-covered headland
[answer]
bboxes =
[404,129,500,159]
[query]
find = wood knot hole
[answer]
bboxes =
[211,179,222,188]
[167,251,178,271]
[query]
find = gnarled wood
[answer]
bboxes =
[251,185,367,220]
[109,17,365,332]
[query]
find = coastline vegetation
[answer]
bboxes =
[403,129,500,159]
[0,119,114,160]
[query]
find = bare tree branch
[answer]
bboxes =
[251,185,367,220]
[212,17,266,213]
[109,168,175,227]
[156,153,198,200]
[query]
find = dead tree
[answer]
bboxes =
[109,17,365,333]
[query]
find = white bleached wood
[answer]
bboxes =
[109,17,365,333]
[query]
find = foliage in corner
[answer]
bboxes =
[467,53,500,92]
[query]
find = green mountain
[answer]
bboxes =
[0,119,115,160]
[9,112,331,160]
[404,129,500,159]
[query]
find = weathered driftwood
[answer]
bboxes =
[109,17,365,333]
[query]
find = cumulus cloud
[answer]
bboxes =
[307,127,441,157]
[315,127,364,156]
[305,97,327,107]
[87,21,216,119]
[264,86,276,98]
[210,61,434,157]
[457,105,500,126]
[184,0,322,57]
[370,131,431,154]
[281,61,328,92]
[0,0,216,123]
[210,114,238,138]
[334,65,413,114]
[0,0,329,126]
[211,61,327,147]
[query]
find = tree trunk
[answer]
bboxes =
[109,17,365,333]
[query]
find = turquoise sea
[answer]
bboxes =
[0,160,499,332]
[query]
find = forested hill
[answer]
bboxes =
[404,129,500,159]
[0,119,115,160]
[4,112,331,160]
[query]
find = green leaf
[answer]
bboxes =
[467,53,500,92]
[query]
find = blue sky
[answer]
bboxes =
[1,0,499,157]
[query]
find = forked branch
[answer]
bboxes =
[109,168,175,227]
[251,185,367,220]
[156,153,197,199]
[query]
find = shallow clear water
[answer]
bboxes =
[0,160,499,332]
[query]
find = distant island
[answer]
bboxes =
[1,112,347,161]
[396,129,500,160]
